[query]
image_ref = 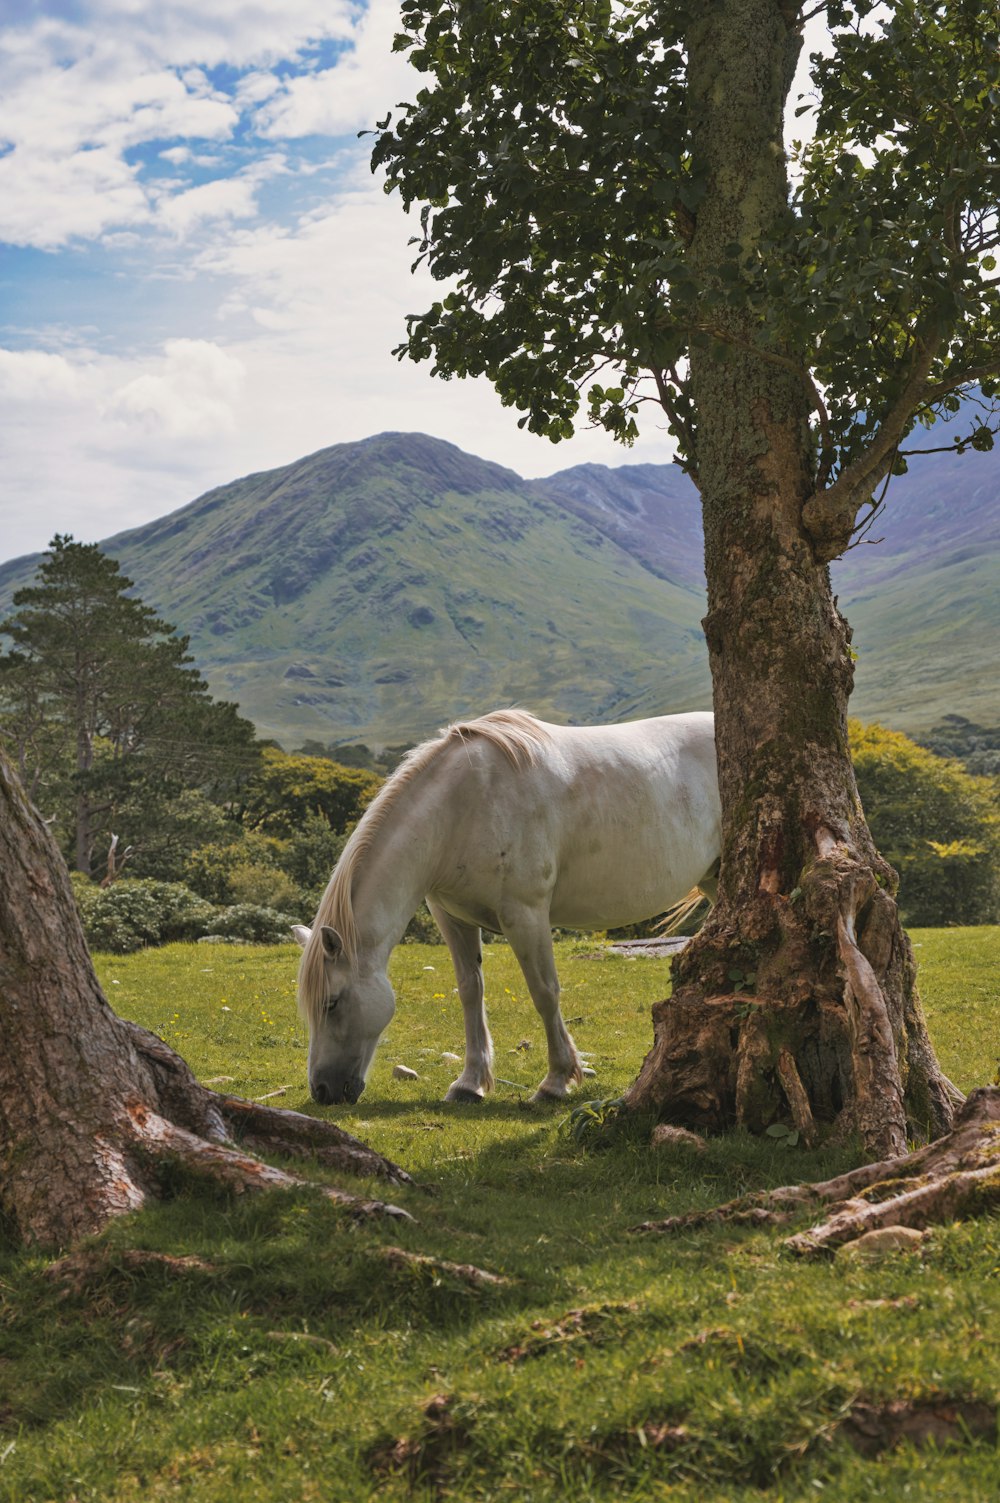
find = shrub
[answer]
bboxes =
[242,747,381,838]
[851,720,1000,926]
[403,902,443,944]
[76,878,216,954]
[184,833,290,904]
[279,813,348,893]
[227,862,302,911]
[204,904,301,945]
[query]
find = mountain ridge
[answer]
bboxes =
[1,430,996,745]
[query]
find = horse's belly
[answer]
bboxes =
[547,821,716,930]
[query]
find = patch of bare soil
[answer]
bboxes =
[368,1392,474,1493]
[841,1396,997,1456]
[496,1301,638,1363]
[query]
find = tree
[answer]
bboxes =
[0,745,409,1248]
[851,721,999,927]
[372,0,1000,1154]
[242,747,381,839]
[0,536,260,878]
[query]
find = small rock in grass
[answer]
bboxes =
[441,1052,461,1063]
[392,1064,419,1081]
[650,1124,708,1152]
[836,1226,927,1260]
[515,1039,532,1051]
[581,1066,597,1078]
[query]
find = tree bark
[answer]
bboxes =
[631,1086,1000,1255]
[0,749,410,1249]
[625,1,959,1155]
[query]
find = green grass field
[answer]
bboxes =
[1,930,997,1502]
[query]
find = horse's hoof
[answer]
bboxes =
[530,1086,571,1104]
[445,1086,485,1104]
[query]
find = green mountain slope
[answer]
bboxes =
[0,433,709,745]
[0,430,995,746]
[535,446,1000,735]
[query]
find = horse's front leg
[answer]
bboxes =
[501,907,583,1102]
[428,901,494,1103]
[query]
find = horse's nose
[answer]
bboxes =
[311,1075,364,1105]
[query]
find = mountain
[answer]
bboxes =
[0,430,996,745]
[0,434,710,745]
[533,443,1000,735]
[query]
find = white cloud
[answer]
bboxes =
[107,338,245,437]
[256,1,411,139]
[0,347,85,400]
[157,174,260,238]
[0,2,363,249]
[0,144,149,247]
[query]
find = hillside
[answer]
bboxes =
[534,444,1000,735]
[0,434,710,745]
[0,431,995,745]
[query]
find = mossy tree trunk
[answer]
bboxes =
[0,748,409,1249]
[625,2,959,1156]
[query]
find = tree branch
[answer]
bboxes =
[800,325,942,563]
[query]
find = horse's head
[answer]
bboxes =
[293,924,396,1105]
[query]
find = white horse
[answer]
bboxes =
[294,709,720,1106]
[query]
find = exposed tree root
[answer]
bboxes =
[624,826,961,1160]
[122,1019,413,1185]
[43,1247,219,1297]
[378,1246,509,1288]
[368,1392,472,1490]
[630,1086,1000,1255]
[0,748,415,1248]
[841,1396,997,1456]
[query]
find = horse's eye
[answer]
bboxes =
[325,996,341,1015]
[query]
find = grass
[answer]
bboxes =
[0,928,997,1502]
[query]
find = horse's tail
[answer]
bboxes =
[656,863,719,935]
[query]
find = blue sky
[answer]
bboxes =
[2,0,690,564]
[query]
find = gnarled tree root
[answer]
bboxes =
[624,828,961,1160]
[630,1085,1000,1256]
[0,748,414,1249]
[122,1020,413,1185]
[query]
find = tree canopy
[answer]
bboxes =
[373,0,1000,559]
[242,748,382,839]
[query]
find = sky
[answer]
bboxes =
[0,3,826,566]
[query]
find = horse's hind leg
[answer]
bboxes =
[501,908,583,1102]
[428,901,494,1103]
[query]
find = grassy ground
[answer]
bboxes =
[1,929,997,1502]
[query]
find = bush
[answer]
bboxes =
[227,862,302,911]
[403,902,443,944]
[279,813,348,893]
[204,904,301,945]
[851,720,1000,926]
[184,833,290,904]
[75,878,216,954]
[242,748,381,838]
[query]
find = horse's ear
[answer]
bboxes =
[320,925,343,959]
[292,924,312,949]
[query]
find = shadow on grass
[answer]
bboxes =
[0,1096,865,1443]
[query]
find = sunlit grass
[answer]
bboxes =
[0,928,996,1502]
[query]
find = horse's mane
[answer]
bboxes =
[297,710,551,1024]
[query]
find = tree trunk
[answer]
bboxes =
[625,1,959,1155]
[0,749,410,1249]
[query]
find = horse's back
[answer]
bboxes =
[430,712,720,932]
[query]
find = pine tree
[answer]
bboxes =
[0,536,259,876]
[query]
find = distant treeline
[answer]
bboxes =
[916,715,1000,778]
